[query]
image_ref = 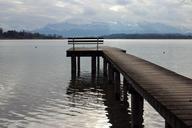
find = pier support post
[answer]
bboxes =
[131,89,144,128]
[92,56,96,77]
[108,63,113,83]
[97,56,100,75]
[123,78,128,104]
[165,122,172,128]
[77,56,80,77]
[111,67,115,84]
[71,56,76,79]
[103,58,107,77]
[115,70,120,100]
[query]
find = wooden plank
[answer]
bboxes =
[68,37,103,39]
[167,105,192,110]
[68,42,103,44]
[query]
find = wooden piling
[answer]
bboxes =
[111,67,115,84]
[97,56,100,75]
[108,63,112,83]
[131,89,144,128]
[165,122,172,128]
[71,56,76,79]
[77,56,80,77]
[123,78,128,104]
[115,70,121,100]
[92,56,96,77]
[103,58,107,77]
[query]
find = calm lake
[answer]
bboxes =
[0,39,191,128]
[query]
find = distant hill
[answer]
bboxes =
[35,22,188,37]
[102,33,192,39]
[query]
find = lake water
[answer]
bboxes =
[0,39,191,128]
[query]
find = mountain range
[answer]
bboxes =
[35,22,188,37]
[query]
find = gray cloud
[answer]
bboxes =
[0,0,192,31]
[116,0,131,5]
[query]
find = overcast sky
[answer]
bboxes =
[0,0,192,31]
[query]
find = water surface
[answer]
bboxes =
[0,39,191,128]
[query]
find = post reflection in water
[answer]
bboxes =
[67,70,131,128]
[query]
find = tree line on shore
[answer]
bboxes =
[1,27,192,39]
[0,28,63,39]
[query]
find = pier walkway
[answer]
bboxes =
[67,46,192,128]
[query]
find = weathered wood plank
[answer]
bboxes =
[68,41,103,43]
[68,37,103,39]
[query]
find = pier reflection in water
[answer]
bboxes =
[67,71,131,128]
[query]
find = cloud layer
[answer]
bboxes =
[0,0,192,31]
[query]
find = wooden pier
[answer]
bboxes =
[67,46,192,128]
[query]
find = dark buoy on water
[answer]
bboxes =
[35,46,37,48]
[163,51,165,54]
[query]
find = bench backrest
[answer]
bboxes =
[68,37,104,50]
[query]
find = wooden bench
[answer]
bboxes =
[68,37,104,50]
